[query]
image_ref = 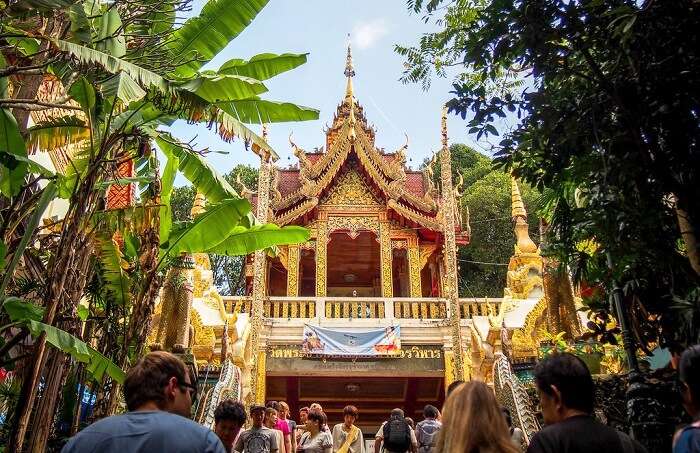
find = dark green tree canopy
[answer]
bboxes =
[400,0,700,348]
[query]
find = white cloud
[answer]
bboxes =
[352,19,390,49]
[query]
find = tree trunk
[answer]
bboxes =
[8,160,103,451]
[26,247,92,452]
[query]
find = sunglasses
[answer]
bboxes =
[179,380,198,402]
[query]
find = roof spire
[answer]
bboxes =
[511,176,527,219]
[441,105,449,149]
[344,34,355,102]
[511,177,538,254]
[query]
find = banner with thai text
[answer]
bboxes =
[301,324,401,357]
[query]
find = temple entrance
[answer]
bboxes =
[266,375,445,434]
[265,344,446,433]
[299,248,316,297]
[326,231,381,297]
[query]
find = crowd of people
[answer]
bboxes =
[61,345,700,453]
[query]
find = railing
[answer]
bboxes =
[266,298,316,318]
[222,296,502,320]
[394,300,447,319]
[459,298,503,318]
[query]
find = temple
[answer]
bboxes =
[149,43,580,436]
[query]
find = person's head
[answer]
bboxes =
[679,345,700,418]
[123,351,195,417]
[264,407,278,427]
[250,404,266,428]
[446,380,464,397]
[405,417,415,429]
[435,381,519,453]
[299,406,309,423]
[278,401,290,419]
[343,405,358,427]
[305,408,326,433]
[389,408,404,420]
[501,406,513,428]
[423,404,439,420]
[214,400,247,451]
[266,400,279,410]
[533,353,594,424]
[310,402,323,412]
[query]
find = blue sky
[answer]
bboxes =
[169,0,486,185]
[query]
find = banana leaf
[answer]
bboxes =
[168,0,269,78]
[55,40,169,93]
[162,197,251,260]
[0,108,28,197]
[26,115,89,154]
[217,98,319,124]
[179,73,268,103]
[207,224,309,256]
[218,53,309,81]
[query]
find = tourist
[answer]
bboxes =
[234,405,278,453]
[415,405,441,453]
[527,353,646,453]
[375,408,417,453]
[62,351,225,452]
[501,407,524,451]
[332,405,364,453]
[445,380,464,397]
[267,401,293,453]
[309,403,329,432]
[674,344,700,453]
[435,381,518,453]
[215,399,247,453]
[405,417,416,431]
[280,402,297,453]
[265,406,286,453]
[297,407,310,443]
[298,408,333,453]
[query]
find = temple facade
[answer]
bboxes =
[149,45,579,435]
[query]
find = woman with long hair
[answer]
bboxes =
[298,409,333,453]
[435,381,519,453]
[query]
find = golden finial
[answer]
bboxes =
[511,177,527,219]
[344,35,355,103]
[190,191,206,217]
[511,177,538,254]
[441,105,448,149]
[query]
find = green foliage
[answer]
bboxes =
[0,108,28,197]
[169,165,258,294]
[402,0,700,349]
[428,144,540,297]
[217,98,320,124]
[163,198,251,258]
[207,224,310,256]
[167,0,269,78]
[219,53,309,81]
[1,297,125,383]
[0,0,316,442]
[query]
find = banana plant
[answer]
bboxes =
[1,0,318,447]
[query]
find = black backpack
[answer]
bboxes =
[383,416,411,452]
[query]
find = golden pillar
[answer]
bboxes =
[315,221,328,297]
[440,107,465,381]
[287,244,300,297]
[248,149,272,404]
[380,221,393,297]
[408,241,421,297]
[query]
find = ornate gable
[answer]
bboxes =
[320,167,382,207]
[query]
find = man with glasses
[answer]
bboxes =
[62,350,225,452]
